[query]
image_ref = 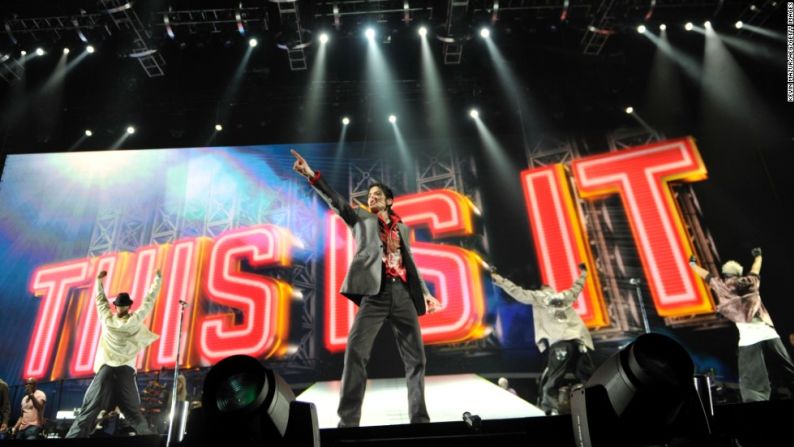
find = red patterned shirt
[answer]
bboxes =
[378,211,407,282]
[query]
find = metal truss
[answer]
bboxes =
[606,126,663,151]
[282,178,319,372]
[2,11,104,41]
[314,0,432,28]
[470,0,588,19]
[349,159,390,204]
[272,0,308,71]
[204,188,238,238]
[415,150,463,192]
[442,0,470,65]
[88,208,122,257]
[1,12,103,84]
[580,0,616,56]
[525,134,578,168]
[114,204,152,253]
[100,0,165,78]
[0,55,23,83]
[155,7,268,34]
[150,198,183,245]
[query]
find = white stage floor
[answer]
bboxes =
[296,373,545,428]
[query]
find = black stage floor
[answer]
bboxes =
[1,399,789,447]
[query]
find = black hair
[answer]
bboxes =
[368,182,394,201]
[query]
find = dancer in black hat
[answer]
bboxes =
[66,269,162,438]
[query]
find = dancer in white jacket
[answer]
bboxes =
[66,269,162,438]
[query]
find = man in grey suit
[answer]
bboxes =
[291,149,441,427]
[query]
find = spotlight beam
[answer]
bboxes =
[739,23,786,41]
[303,30,329,140]
[216,44,256,132]
[641,31,702,80]
[109,131,131,150]
[68,134,89,150]
[420,31,453,139]
[471,114,514,192]
[390,122,412,171]
[627,109,662,139]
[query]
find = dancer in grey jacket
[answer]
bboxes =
[491,263,593,414]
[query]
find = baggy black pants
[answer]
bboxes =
[66,365,151,438]
[738,337,794,402]
[538,339,594,414]
[337,278,430,427]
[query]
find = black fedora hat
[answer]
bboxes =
[113,293,133,307]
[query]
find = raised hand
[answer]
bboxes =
[578,262,587,272]
[97,270,108,279]
[689,255,697,265]
[751,247,762,257]
[291,148,315,179]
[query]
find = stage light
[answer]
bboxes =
[63,47,70,55]
[570,333,710,447]
[249,38,258,47]
[636,25,646,34]
[342,117,350,126]
[704,21,712,29]
[469,109,479,119]
[126,126,135,134]
[418,26,427,37]
[625,106,634,114]
[20,50,27,56]
[74,20,88,43]
[235,10,245,35]
[365,28,375,40]
[479,27,490,38]
[214,124,223,132]
[164,14,175,39]
[86,45,95,53]
[659,24,667,31]
[734,21,743,29]
[685,22,693,31]
[35,48,44,56]
[319,33,329,44]
[84,129,93,137]
[182,355,319,446]
[388,114,397,124]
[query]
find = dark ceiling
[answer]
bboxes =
[0,1,785,154]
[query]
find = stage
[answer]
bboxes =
[1,399,790,447]
[295,373,545,428]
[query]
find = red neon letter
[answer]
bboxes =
[148,238,207,370]
[521,164,608,327]
[572,138,713,317]
[198,225,294,363]
[24,260,90,379]
[324,189,486,352]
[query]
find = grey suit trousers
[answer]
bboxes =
[66,365,151,438]
[337,278,430,427]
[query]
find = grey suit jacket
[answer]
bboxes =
[311,175,431,315]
